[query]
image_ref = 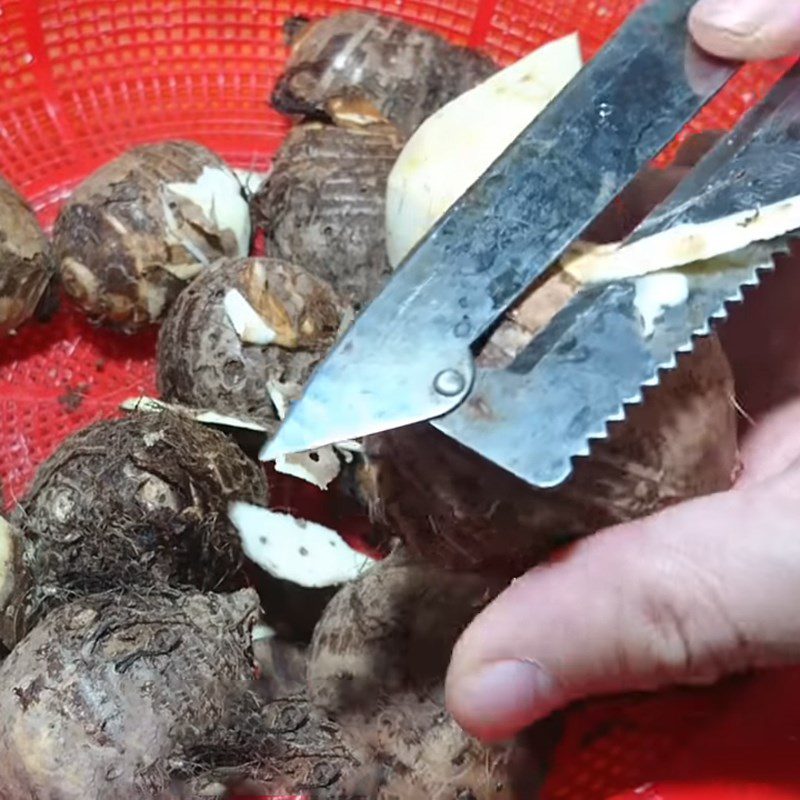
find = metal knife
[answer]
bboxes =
[435,244,783,487]
[261,0,739,465]
[434,59,800,487]
[262,0,737,460]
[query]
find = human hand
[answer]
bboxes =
[445,127,800,742]
[445,407,800,741]
[690,0,800,60]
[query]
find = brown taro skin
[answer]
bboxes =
[305,548,545,800]
[181,551,550,799]
[364,335,740,577]
[0,589,261,800]
[7,411,268,645]
[54,141,248,332]
[308,548,505,720]
[253,122,403,310]
[176,690,360,800]
[156,256,347,425]
[0,174,57,335]
[272,11,497,138]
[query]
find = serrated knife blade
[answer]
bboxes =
[434,242,784,488]
[434,59,800,488]
[261,0,738,462]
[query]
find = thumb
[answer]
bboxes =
[445,469,800,742]
[689,0,800,60]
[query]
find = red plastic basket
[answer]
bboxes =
[1,1,798,798]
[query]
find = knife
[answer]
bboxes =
[261,0,740,465]
[435,59,800,487]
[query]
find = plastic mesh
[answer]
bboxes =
[0,2,797,797]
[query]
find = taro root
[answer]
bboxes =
[0,175,57,335]
[364,272,739,575]
[174,689,359,799]
[229,501,377,643]
[306,547,548,799]
[309,548,504,719]
[157,256,348,427]
[188,550,546,798]
[272,11,497,138]
[253,121,403,309]
[6,411,268,645]
[54,141,251,332]
[0,587,360,800]
[0,588,263,800]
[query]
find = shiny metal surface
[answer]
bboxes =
[435,61,800,487]
[434,242,783,487]
[627,60,800,243]
[262,0,737,461]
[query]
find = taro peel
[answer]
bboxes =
[253,121,403,309]
[0,175,57,335]
[54,141,250,331]
[120,395,269,433]
[264,378,355,490]
[274,448,344,490]
[5,411,268,646]
[386,33,583,267]
[157,256,347,427]
[562,194,800,284]
[229,502,376,588]
[272,11,497,137]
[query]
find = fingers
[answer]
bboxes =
[445,473,800,742]
[690,0,800,60]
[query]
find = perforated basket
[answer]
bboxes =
[1,1,799,797]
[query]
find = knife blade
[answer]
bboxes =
[623,61,800,246]
[434,59,800,487]
[261,0,738,462]
[434,242,783,487]
[566,60,800,282]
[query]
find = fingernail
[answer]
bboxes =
[449,660,560,740]
[692,0,764,36]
